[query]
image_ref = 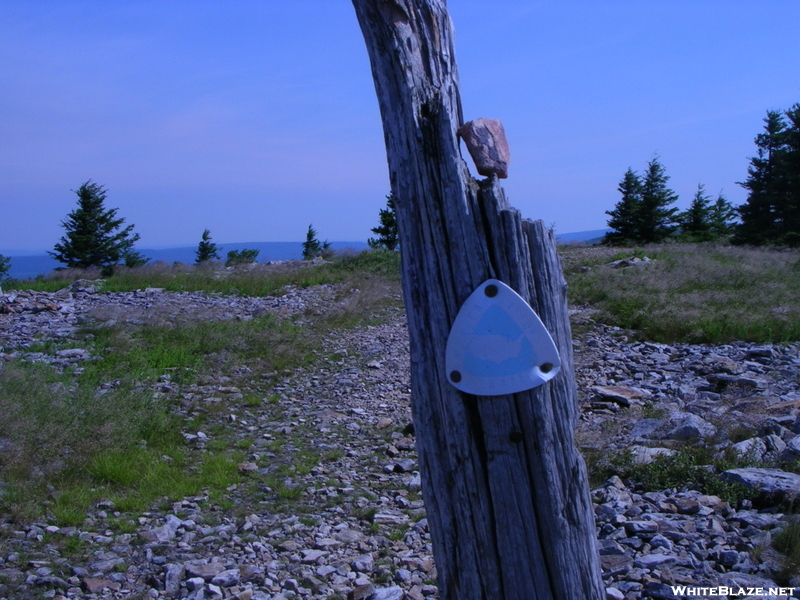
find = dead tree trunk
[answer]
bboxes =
[351,1,604,599]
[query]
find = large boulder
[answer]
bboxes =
[730,437,768,462]
[778,435,800,462]
[630,445,676,465]
[667,412,718,441]
[720,468,800,502]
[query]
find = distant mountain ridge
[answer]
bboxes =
[555,228,609,244]
[2,241,369,281]
[2,229,608,280]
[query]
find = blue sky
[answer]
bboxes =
[2,1,799,253]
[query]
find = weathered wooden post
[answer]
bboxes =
[351,1,605,599]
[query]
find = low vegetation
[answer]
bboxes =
[564,242,800,343]
[5,248,401,296]
[587,444,754,505]
[0,250,402,526]
[0,357,244,523]
[773,517,800,584]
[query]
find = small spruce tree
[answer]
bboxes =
[708,193,737,238]
[604,158,678,245]
[195,229,221,263]
[367,193,399,251]
[50,181,142,274]
[0,254,11,283]
[636,156,679,243]
[302,225,330,260]
[677,184,714,241]
[603,169,643,245]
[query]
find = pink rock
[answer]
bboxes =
[457,118,510,178]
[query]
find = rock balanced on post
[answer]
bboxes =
[457,118,510,179]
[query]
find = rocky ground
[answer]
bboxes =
[1,283,799,600]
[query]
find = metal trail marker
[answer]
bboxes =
[446,279,560,396]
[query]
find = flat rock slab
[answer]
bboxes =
[83,578,121,593]
[720,467,800,499]
[372,586,405,600]
[591,385,651,407]
[633,553,678,569]
[184,561,227,581]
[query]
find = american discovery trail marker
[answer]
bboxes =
[351,1,605,598]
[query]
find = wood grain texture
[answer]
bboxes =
[351,1,604,598]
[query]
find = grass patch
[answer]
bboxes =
[0,361,180,482]
[0,358,243,523]
[566,243,800,343]
[80,312,312,385]
[773,517,800,585]
[3,277,73,292]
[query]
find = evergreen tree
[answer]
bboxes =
[637,157,679,243]
[734,110,791,245]
[708,193,737,238]
[780,104,800,244]
[195,229,220,263]
[121,246,149,268]
[367,193,399,251]
[677,184,713,241]
[50,181,141,273]
[0,254,11,283]
[603,168,643,245]
[302,225,330,260]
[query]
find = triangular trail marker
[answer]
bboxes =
[445,279,561,396]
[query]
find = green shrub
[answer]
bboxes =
[226,248,260,266]
[596,446,752,505]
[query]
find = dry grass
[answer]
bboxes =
[565,243,800,343]
[8,250,402,298]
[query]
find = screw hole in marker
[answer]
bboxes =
[484,284,498,298]
[450,370,462,383]
[539,362,554,373]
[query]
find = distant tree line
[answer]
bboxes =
[39,177,395,279]
[194,230,261,267]
[604,102,800,247]
[603,158,736,245]
[42,181,339,277]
